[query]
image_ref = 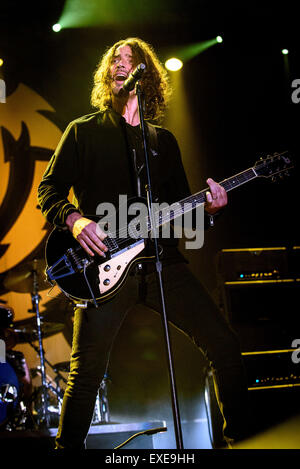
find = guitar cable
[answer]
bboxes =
[114,426,167,450]
[83,260,99,308]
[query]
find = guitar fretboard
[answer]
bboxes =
[146,167,258,231]
[99,150,292,243]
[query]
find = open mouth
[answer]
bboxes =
[114,73,127,83]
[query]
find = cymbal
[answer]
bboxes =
[39,293,74,324]
[3,258,50,293]
[12,317,65,343]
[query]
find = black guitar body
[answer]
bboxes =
[45,212,153,304]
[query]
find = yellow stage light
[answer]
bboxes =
[165,58,183,72]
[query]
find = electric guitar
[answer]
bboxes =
[45,152,293,305]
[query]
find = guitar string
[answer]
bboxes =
[88,155,288,252]
[109,155,289,245]
[96,159,285,248]
[103,168,257,247]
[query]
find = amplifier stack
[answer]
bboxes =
[216,246,300,390]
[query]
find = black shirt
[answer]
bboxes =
[38,109,204,264]
[38,110,192,221]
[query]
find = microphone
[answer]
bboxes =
[122,63,146,92]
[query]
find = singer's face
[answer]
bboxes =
[110,45,136,95]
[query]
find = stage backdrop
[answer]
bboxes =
[0,83,71,387]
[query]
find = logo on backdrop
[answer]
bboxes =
[0,83,62,295]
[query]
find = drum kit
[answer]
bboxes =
[0,258,110,432]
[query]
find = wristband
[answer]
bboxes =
[72,218,92,239]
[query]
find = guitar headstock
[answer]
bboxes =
[254,152,294,180]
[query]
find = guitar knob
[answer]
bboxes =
[104,264,111,272]
[103,279,110,286]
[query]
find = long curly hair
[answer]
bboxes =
[90,37,172,121]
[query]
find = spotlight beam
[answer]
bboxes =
[165,36,223,64]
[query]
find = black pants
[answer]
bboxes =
[55,262,248,449]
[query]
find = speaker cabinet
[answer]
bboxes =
[216,247,300,351]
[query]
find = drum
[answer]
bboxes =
[0,361,20,428]
[0,305,14,328]
[33,385,61,428]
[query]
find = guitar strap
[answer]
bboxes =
[146,122,158,158]
[134,122,159,282]
[133,122,158,197]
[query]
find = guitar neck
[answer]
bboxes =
[183,166,258,208]
[149,166,258,230]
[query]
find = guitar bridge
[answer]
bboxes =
[47,247,92,281]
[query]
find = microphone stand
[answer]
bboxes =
[135,81,184,450]
[31,260,49,427]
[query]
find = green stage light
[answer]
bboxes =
[52,23,62,32]
[281,49,289,55]
[165,58,183,72]
[166,37,223,65]
[58,0,172,29]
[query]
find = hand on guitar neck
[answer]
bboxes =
[205,178,228,215]
[66,212,108,258]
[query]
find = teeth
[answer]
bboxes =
[115,74,127,80]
